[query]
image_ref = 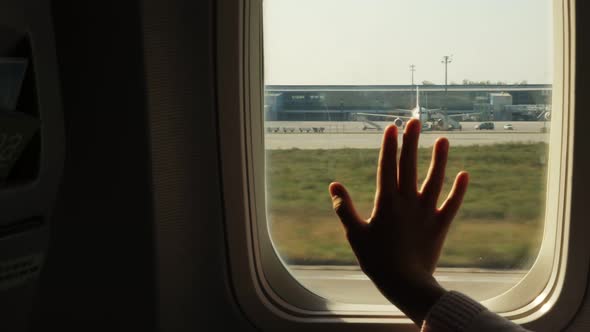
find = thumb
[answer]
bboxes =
[329,182,365,233]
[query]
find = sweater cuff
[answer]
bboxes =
[421,291,487,332]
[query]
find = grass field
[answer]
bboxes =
[266,143,548,269]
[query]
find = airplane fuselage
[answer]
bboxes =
[411,106,432,123]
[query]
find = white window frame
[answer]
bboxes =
[216,0,588,330]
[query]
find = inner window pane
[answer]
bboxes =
[263,0,553,304]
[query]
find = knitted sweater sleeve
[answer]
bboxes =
[421,291,531,332]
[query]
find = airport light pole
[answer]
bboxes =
[441,55,452,109]
[441,55,452,92]
[410,64,416,106]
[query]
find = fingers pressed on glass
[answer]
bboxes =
[437,171,469,227]
[329,182,364,232]
[420,138,449,208]
[375,125,398,208]
[398,119,420,196]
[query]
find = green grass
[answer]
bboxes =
[266,143,547,269]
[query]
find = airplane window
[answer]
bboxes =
[262,0,556,306]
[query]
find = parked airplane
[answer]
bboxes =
[355,87,476,130]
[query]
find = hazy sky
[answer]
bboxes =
[263,0,554,85]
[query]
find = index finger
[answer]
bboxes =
[375,125,398,207]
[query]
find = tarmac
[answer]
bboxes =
[265,121,550,149]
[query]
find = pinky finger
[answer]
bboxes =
[437,171,469,227]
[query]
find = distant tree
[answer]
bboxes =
[496,81,507,85]
[450,80,458,85]
[422,80,435,85]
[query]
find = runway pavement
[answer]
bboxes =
[290,266,526,305]
[265,121,550,149]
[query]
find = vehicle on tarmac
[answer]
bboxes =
[475,122,495,130]
[504,123,514,130]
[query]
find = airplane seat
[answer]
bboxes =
[0,1,63,331]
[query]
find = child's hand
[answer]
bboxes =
[329,119,469,325]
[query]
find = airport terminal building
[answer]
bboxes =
[265,85,552,121]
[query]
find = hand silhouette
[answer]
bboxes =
[329,119,469,325]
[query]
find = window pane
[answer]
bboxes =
[264,0,553,304]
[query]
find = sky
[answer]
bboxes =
[263,0,554,85]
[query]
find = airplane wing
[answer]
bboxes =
[446,113,475,119]
[424,109,481,121]
[430,110,481,120]
[355,112,414,120]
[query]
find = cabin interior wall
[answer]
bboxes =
[564,0,590,328]
[30,1,158,332]
[29,1,251,331]
[141,0,254,331]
